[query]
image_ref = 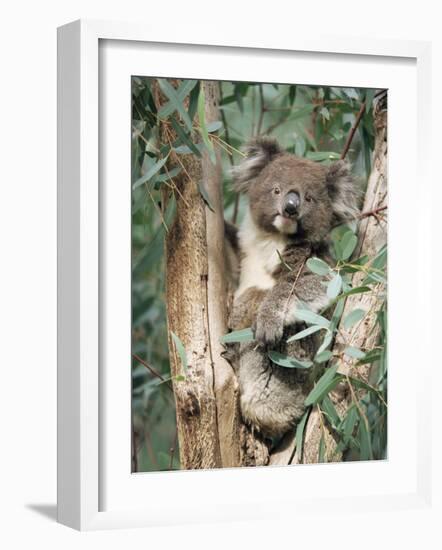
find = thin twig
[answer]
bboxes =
[146,185,169,233]
[132,353,173,391]
[283,256,308,315]
[266,110,292,135]
[345,374,370,428]
[211,133,245,158]
[358,205,387,220]
[340,102,366,160]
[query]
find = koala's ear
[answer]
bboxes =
[326,160,360,222]
[232,136,281,192]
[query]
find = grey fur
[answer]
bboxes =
[231,136,282,193]
[228,137,359,438]
[326,160,361,222]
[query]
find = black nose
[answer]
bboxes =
[283,192,300,217]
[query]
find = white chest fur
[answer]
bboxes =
[235,207,288,298]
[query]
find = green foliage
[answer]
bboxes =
[290,228,387,462]
[306,257,331,276]
[170,331,188,374]
[131,76,383,471]
[268,351,313,369]
[220,327,255,344]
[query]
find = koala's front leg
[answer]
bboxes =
[254,281,293,345]
[254,274,331,345]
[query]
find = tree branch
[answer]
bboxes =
[358,205,387,220]
[340,101,366,160]
[132,353,173,391]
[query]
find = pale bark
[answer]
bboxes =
[157,81,242,469]
[300,92,388,464]
[164,142,222,470]
[202,83,242,468]
[152,80,217,469]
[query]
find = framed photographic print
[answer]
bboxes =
[57,19,432,530]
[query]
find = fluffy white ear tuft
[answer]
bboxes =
[231,136,281,193]
[326,160,360,222]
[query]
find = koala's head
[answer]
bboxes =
[232,137,359,244]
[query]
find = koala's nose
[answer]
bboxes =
[283,192,300,217]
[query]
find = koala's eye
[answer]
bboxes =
[305,194,314,203]
[273,187,281,195]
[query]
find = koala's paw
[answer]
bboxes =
[254,309,284,345]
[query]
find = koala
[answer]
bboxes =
[227,136,359,438]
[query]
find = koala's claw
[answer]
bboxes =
[254,312,284,345]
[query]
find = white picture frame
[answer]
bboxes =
[57,19,433,531]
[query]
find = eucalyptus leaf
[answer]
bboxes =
[371,244,387,270]
[287,324,324,342]
[295,136,306,157]
[206,120,223,133]
[340,231,358,260]
[170,331,188,373]
[174,144,204,155]
[305,364,341,406]
[220,328,254,344]
[268,351,313,369]
[364,89,376,111]
[321,395,340,428]
[348,376,384,400]
[155,166,181,183]
[306,257,331,276]
[295,408,311,462]
[363,271,386,285]
[132,155,169,190]
[358,418,373,460]
[327,286,371,310]
[158,79,196,129]
[314,350,333,363]
[340,405,359,441]
[198,182,215,212]
[344,346,366,359]
[329,298,345,331]
[356,350,382,365]
[316,331,333,355]
[289,104,315,121]
[343,308,366,330]
[170,116,201,157]
[327,273,342,299]
[187,81,200,122]
[295,309,330,328]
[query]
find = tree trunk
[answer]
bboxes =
[300,91,388,464]
[202,84,243,468]
[158,81,242,469]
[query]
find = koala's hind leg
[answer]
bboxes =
[236,341,308,438]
